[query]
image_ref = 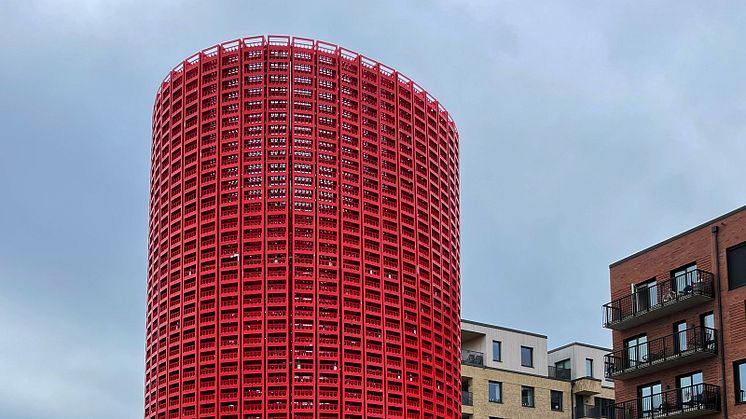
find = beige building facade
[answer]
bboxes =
[461,320,614,419]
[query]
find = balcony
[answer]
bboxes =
[548,365,571,380]
[576,404,613,418]
[612,384,720,418]
[462,391,473,406]
[574,377,604,396]
[461,350,484,367]
[603,270,714,330]
[605,326,717,380]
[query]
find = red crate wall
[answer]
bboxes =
[145,36,461,419]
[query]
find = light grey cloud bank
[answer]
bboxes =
[1,1,745,418]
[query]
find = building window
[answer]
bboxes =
[555,358,570,370]
[554,358,571,379]
[521,386,535,407]
[585,358,594,378]
[672,263,697,293]
[735,359,746,404]
[624,334,648,369]
[596,397,614,417]
[728,242,746,290]
[701,312,716,351]
[551,390,563,411]
[462,377,472,406]
[492,340,501,362]
[677,371,703,405]
[638,382,663,416]
[674,321,688,353]
[634,278,657,312]
[521,346,533,368]
[488,381,502,403]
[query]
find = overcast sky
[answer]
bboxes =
[1,1,746,418]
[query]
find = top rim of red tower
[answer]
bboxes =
[154,35,457,129]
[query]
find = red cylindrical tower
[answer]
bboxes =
[145,35,460,419]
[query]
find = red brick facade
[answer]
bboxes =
[608,205,746,418]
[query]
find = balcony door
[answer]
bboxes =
[672,263,697,293]
[678,371,703,406]
[701,312,716,351]
[625,335,648,369]
[634,279,657,312]
[554,358,570,380]
[595,397,614,418]
[638,382,662,417]
[674,321,688,353]
[575,395,584,418]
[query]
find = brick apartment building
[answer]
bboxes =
[603,205,746,418]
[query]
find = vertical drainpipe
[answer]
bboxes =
[570,380,575,419]
[712,225,728,418]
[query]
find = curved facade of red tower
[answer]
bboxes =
[145,35,460,419]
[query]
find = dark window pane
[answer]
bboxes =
[551,390,563,411]
[728,242,746,290]
[488,381,502,403]
[492,340,501,362]
[736,360,746,404]
[521,346,533,367]
[634,279,657,311]
[522,386,534,407]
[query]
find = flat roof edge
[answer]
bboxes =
[461,318,547,339]
[548,341,612,353]
[609,204,746,268]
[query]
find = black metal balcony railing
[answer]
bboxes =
[461,350,484,367]
[576,404,613,418]
[612,384,720,418]
[605,326,717,379]
[462,390,473,406]
[548,366,572,380]
[603,270,714,330]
